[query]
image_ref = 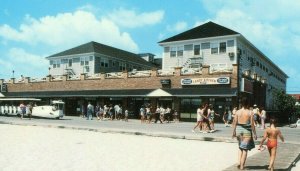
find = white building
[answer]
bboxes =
[159,21,288,109]
[46,41,156,77]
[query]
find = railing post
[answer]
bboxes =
[151,68,157,77]
[80,73,86,80]
[25,77,30,83]
[174,67,182,76]
[62,75,67,81]
[46,75,52,82]
[202,65,210,75]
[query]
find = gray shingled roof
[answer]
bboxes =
[47,41,154,67]
[159,21,239,43]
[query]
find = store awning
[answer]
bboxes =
[146,89,172,97]
[3,88,237,98]
[3,89,155,98]
[165,88,237,97]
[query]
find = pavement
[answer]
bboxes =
[0,115,299,171]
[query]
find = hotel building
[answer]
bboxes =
[0,21,288,121]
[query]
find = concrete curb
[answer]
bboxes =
[0,120,235,143]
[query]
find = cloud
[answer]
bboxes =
[107,8,164,28]
[198,0,300,92]
[167,21,188,33]
[7,48,48,77]
[0,10,139,52]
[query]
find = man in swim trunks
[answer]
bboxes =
[258,118,284,171]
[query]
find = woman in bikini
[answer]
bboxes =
[258,118,284,171]
[232,99,257,170]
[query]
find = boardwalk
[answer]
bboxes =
[0,116,299,170]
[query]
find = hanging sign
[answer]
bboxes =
[181,77,230,85]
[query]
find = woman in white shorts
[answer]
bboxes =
[192,105,203,132]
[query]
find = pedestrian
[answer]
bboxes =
[19,102,26,119]
[231,107,238,127]
[192,104,203,133]
[253,104,260,127]
[86,102,94,120]
[95,104,101,120]
[140,105,145,123]
[202,104,212,133]
[145,106,152,123]
[124,109,129,122]
[27,102,33,120]
[108,105,113,120]
[173,109,179,122]
[114,104,120,120]
[165,106,171,123]
[223,109,229,127]
[154,106,163,124]
[208,105,219,131]
[232,99,257,170]
[260,107,267,129]
[103,104,108,119]
[117,106,122,120]
[258,118,284,171]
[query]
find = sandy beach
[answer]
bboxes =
[0,124,297,171]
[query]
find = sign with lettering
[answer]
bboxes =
[181,77,230,85]
[1,84,7,92]
[160,79,171,85]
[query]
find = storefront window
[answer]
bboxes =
[180,98,202,121]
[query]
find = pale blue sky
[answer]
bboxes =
[0,0,300,93]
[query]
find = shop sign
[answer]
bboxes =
[160,79,171,85]
[181,77,230,85]
[1,84,7,92]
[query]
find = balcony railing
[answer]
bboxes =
[209,63,233,74]
[157,69,175,76]
[128,69,151,77]
[181,68,202,75]
[105,72,123,78]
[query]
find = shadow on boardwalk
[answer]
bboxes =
[223,143,300,171]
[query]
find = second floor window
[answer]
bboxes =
[177,46,183,57]
[100,58,108,68]
[170,47,177,57]
[53,60,60,68]
[68,59,72,67]
[219,42,226,53]
[194,45,200,55]
[80,57,89,66]
[211,43,218,54]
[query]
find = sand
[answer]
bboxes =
[0,124,297,171]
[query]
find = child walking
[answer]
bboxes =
[258,118,284,171]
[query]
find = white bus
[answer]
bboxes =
[0,98,64,119]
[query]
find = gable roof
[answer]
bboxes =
[46,41,154,67]
[159,21,240,43]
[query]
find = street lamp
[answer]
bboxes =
[48,67,51,75]
[12,70,15,78]
[251,73,257,80]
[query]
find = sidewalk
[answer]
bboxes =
[0,116,299,170]
[224,143,300,171]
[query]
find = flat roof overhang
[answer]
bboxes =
[2,88,237,98]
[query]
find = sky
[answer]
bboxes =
[0,0,300,93]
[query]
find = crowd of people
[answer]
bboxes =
[139,105,179,124]
[80,102,179,124]
[81,102,129,122]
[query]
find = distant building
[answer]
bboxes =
[159,21,288,109]
[46,41,156,76]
